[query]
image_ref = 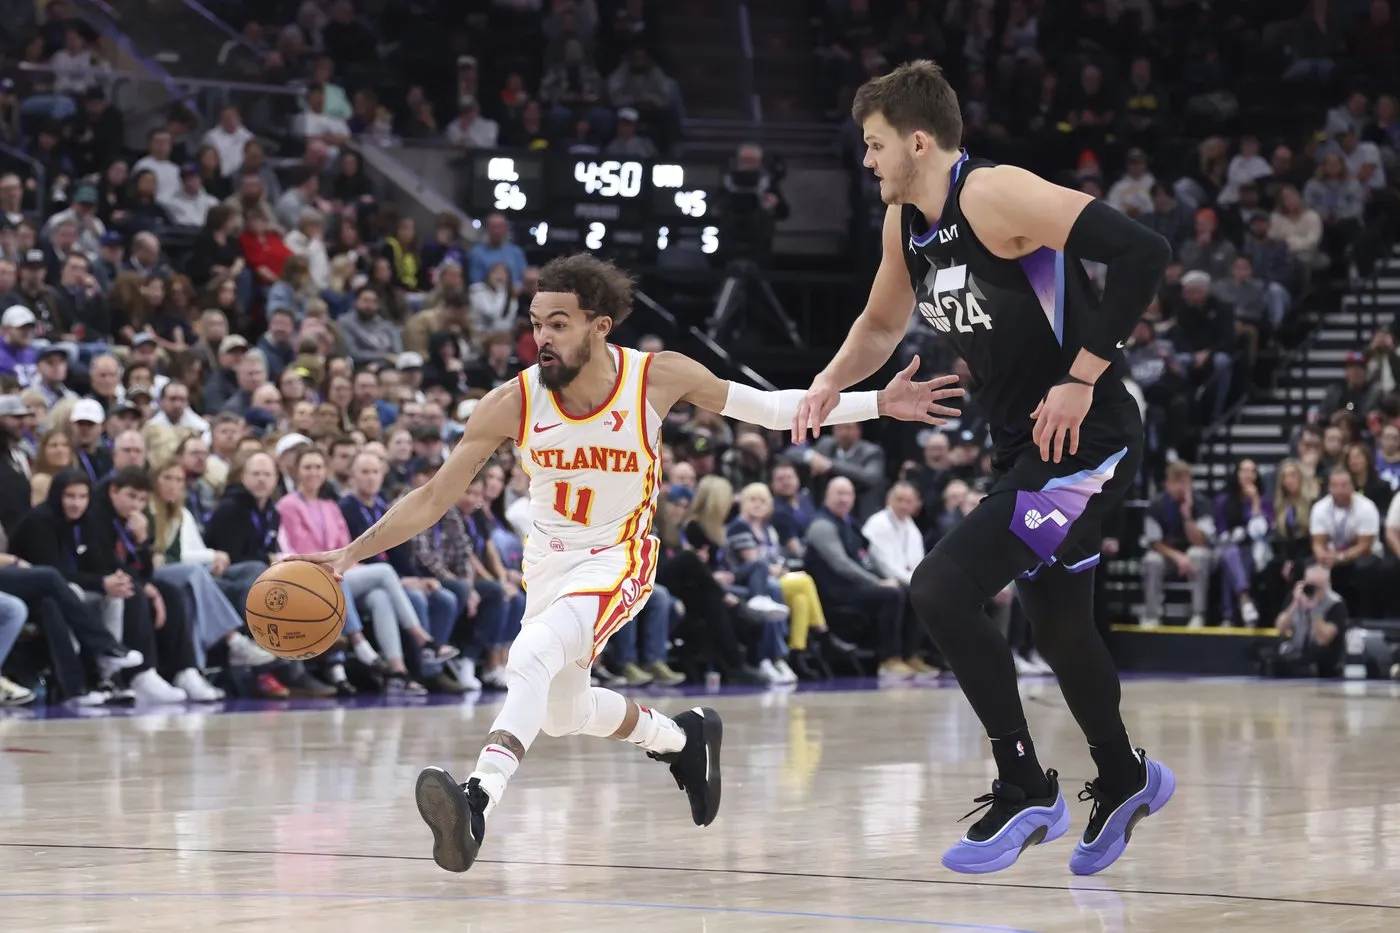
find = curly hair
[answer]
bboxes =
[536,253,634,326]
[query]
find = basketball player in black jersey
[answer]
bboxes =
[796,61,1175,876]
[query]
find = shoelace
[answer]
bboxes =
[1078,781,1113,835]
[958,784,1019,823]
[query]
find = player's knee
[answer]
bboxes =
[503,623,565,691]
[909,551,985,630]
[541,691,591,738]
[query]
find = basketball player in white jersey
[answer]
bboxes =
[290,253,963,873]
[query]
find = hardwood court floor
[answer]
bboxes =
[3,677,1400,932]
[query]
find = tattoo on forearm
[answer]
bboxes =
[485,729,526,761]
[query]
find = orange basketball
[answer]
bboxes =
[245,561,346,660]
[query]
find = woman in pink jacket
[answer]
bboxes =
[277,446,427,694]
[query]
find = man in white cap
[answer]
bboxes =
[274,432,314,498]
[70,397,113,481]
[0,306,39,386]
[603,107,656,158]
[397,350,426,402]
[205,335,250,411]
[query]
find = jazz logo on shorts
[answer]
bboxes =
[1023,508,1068,531]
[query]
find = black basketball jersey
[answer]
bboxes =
[900,153,1128,451]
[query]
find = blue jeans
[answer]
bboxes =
[21,94,76,121]
[405,585,458,675]
[155,562,246,668]
[0,590,27,667]
[1264,281,1291,328]
[502,588,526,645]
[32,338,111,368]
[1178,351,1233,420]
[471,578,509,650]
[612,583,673,665]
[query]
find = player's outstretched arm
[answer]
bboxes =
[794,205,916,438]
[286,380,520,576]
[649,350,962,431]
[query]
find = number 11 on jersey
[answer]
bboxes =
[552,481,595,525]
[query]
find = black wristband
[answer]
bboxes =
[1055,373,1094,387]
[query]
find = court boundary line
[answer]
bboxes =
[2,842,1395,913]
[0,891,1033,931]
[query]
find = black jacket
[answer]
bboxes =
[11,469,108,592]
[91,476,155,581]
[0,439,32,538]
[206,483,280,565]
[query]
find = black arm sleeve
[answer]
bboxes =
[1064,200,1172,360]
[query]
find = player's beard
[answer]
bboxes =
[881,150,918,205]
[538,339,593,390]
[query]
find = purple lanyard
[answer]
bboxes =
[359,498,388,561]
[250,508,276,550]
[112,518,138,560]
[68,524,82,569]
[77,449,98,483]
[465,514,484,555]
[1332,506,1349,550]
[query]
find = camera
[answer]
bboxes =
[1302,583,1318,599]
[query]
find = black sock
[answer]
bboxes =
[1089,732,1141,798]
[990,728,1050,797]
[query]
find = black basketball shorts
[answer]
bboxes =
[931,393,1143,597]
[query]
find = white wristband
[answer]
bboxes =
[720,382,879,430]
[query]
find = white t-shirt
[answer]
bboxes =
[132,156,181,202]
[1309,494,1381,554]
[202,124,255,177]
[295,111,350,140]
[1385,493,1400,533]
[861,508,925,585]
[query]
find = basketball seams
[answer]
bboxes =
[245,606,337,625]
[245,608,344,659]
[247,574,341,617]
[244,562,346,661]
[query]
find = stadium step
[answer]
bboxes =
[1220,422,1285,438]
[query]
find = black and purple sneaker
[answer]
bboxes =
[940,770,1071,874]
[1069,750,1175,876]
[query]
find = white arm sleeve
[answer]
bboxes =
[719,382,878,430]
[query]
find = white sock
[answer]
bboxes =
[327,663,347,684]
[469,747,518,820]
[352,639,380,665]
[624,705,687,755]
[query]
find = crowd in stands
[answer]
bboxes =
[0,0,986,708]
[817,0,1400,668]
[198,0,682,158]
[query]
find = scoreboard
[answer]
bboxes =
[462,151,724,260]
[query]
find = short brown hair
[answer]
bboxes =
[537,253,634,326]
[852,59,963,148]
[1165,461,1194,482]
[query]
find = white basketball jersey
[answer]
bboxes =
[515,345,662,551]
